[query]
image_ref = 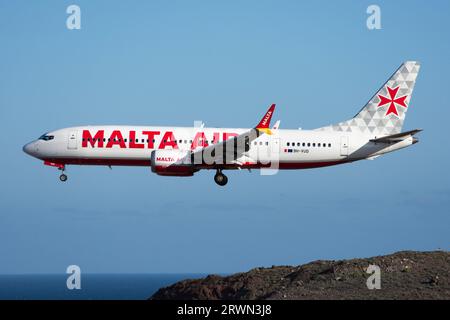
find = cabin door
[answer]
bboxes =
[340,136,349,156]
[68,131,78,150]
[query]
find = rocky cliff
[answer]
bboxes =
[151,251,449,300]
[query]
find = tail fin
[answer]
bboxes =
[317,61,420,136]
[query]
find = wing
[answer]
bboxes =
[370,129,422,143]
[186,104,276,167]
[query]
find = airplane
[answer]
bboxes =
[23,61,421,186]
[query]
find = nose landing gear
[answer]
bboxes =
[59,166,68,182]
[43,161,68,182]
[214,169,228,186]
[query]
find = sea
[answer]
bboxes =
[0,274,205,300]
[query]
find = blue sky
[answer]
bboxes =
[0,0,449,274]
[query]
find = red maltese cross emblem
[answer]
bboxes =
[377,86,408,117]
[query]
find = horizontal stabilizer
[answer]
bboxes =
[370,129,422,143]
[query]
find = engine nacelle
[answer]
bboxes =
[150,150,194,176]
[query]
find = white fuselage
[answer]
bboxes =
[23,125,414,170]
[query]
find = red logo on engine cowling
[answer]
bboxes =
[156,157,174,162]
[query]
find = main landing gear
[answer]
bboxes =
[214,169,228,186]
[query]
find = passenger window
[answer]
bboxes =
[287,142,290,146]
[307,143,310,147]
[328,143,331,147]
[265,142,269,146]
[312,143,316,147]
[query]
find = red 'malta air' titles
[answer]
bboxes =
[81,130,239,150]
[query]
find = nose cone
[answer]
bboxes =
[23,142,37,157]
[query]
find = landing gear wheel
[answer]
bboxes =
[59,174,68,182]
[214,171,228,186]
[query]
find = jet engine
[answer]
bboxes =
[150,150,194,176]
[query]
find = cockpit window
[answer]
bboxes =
[39,134,54,141]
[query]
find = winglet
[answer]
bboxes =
[272,120,281,130]
[256,104,276,134]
